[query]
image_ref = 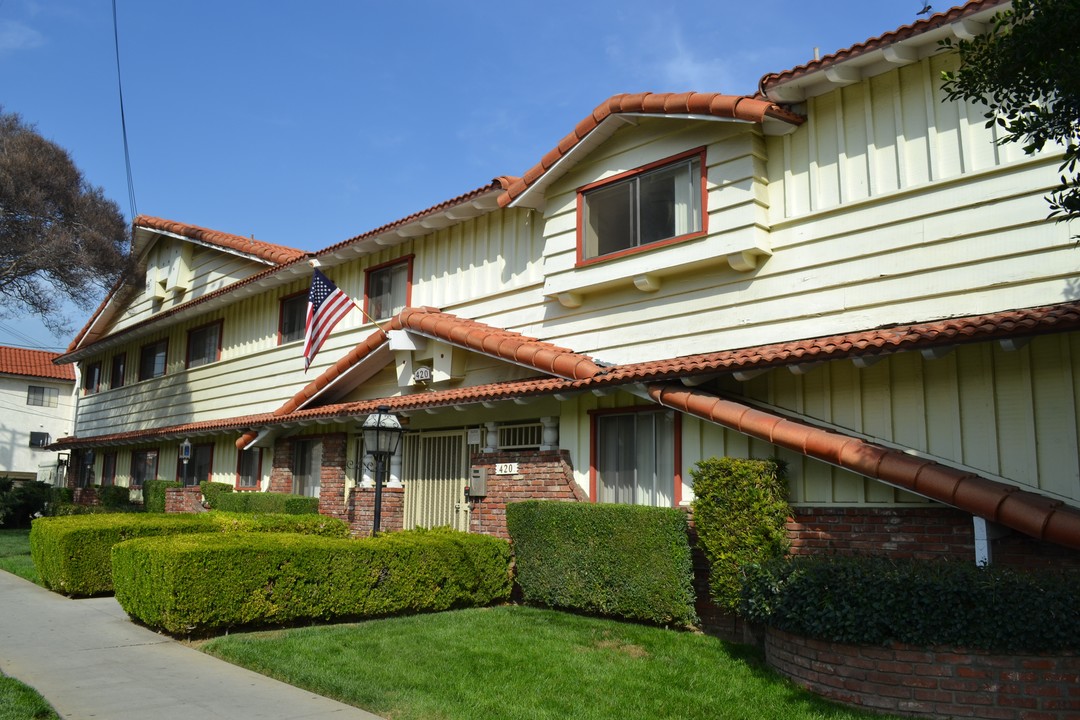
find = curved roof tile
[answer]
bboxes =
[758,0,1008,93]
[0,347,74,381]
[647,382,1080,551]
[134,216,307,266]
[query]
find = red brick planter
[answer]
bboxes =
[765,627,1080,719]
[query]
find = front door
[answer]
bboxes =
[401,430,469,531]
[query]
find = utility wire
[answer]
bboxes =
[112,0,138,219]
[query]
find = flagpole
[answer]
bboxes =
[308,258,390,336]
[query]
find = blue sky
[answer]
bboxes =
[1,0,937,349]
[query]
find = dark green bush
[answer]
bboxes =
[95,485,136,510]
[0,479,52,528]
[30,511,349,597]
[506,500,697,627]
[199,481,232,508]
[203,485,319,515]
[142,480,182,513]
[741,555,1080,652]
[112,527,512,634]
[50,487,73,505]
[690,457,790,612]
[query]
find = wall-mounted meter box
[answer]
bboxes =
[468,467,488,497]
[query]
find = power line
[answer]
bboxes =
[112,0,138,219]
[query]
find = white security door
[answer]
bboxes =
[401,430,469,531]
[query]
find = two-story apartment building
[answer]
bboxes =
[0,346,75,483]
[54,0,1080,565]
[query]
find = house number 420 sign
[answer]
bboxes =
[495,463,518,475]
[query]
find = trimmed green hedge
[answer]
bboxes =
[690,457,790,613]
[506,500,697,627]
[201,481,318,514]
[143,480,182,513]
[741,555,1080,652]
[30,511,349,597]
[112,527,512,634]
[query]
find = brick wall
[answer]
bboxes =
[787,507,1080,567]
[765,627,1080,720]
[467,450,587,539]
[317,434,347,520]
[164,486,205,513]
[268,438,294,494]
[71,487,99,506]
[348,486,403,537]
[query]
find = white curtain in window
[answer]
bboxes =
[673,158,700,237]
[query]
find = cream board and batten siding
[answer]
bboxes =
[558,332,1080,507]
[111,238,276,335]
[75,209,546,437]
[533,55,1077,366]
[89,434,272,491]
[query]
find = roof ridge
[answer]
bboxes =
[496,92,805,208]
[134,215,308,266]
[758,0,1009,93]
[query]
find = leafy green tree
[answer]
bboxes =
[941,0,1080,230]
[0,108,131,334]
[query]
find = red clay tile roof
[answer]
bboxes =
[233,306,605,449]
[496,93,805,208]
[0,346,74,381]
[395,307,603,380]
[647,382,1080,551]
[317,183,502,258]
[758,0,1009,94]
[603,301,1080,384]
[135,216,307,266]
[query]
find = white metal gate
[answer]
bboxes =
[401,430,469,531]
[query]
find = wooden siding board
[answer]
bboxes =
[992,343,1038,486]
[1031,335,1080,498]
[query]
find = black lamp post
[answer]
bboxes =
[361,405,403,535]
[179,438,192,486]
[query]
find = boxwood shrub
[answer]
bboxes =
[143,480,182,513]
[112,527,512,634]
[690,457,790,613]
[201,481,318,514]
[30,511,348,597]
[506,500,697,627]
[741,555,1080,652]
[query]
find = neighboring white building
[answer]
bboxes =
[52,0,1080,564]
[0,346,75,483]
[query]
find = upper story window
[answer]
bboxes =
[138,339,168,381]
[279,293,307,345]
[579,149,705,262]
[186,321,222,369]
[82,363,102,395]
[27,385,59,407]
[364,257,411,321]
[110,353,127,390]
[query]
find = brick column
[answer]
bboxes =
[164,486,205,513]
[348,486,404,537]
[268,438,294,494]
[318,434,347,521]
[467,450,585,539]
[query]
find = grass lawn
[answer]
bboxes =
[0,529,38,585]
[202,605,905,720]
[0,674,59,720]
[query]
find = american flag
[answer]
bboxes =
[303,268,354,370]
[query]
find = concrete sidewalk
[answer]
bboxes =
[0,571,382,719]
